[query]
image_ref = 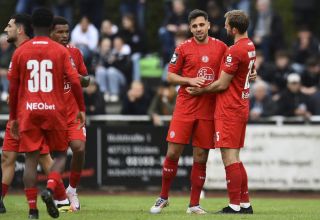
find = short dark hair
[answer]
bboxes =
[31,7,54,28]
[188,9,208,24]
[11,13,33,38]
[224,10,249,34]
[52,16,69,28]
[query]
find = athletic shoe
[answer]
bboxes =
[41,189,59,218]
[66,187,80,211]
[216,206,241,214]
[150,197,169,214]
[28,209,39,219]
[186,205,207,214]
[0,199,6,213]
[57,203,73,213]
[240,206,253,214]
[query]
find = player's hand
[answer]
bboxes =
[188,77,206,87]
[10,120,19,140]
[75,111,86,130]
[249,69,257,81]
[185,87,205,96]
[79,75,90,88]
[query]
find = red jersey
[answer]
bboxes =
[168,37,227,120]
[215,38,256,122]
[65,45,87,124]
[8,36,85,131]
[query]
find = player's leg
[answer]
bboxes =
[160,142,184,199]
[1,125,20,214]
[186,147,208,214]
[219,148,242,213]
[41,130,68,218]
[66,123,86,211]
[24,150,40,219]
[39,153,53,175]
[187,120,214,214]
[1,123,19,210]
[39,152,70,212]
[1,151,17,201]
[150,119,194,214]
[150,142,184,214]
[66,139,85,211]
[215,120,249,214]
[20,129,46,219]
[237,123,252,214]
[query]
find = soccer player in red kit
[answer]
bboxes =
[150,9,227,214]
[0,13,57,216]
[50,16,90,211]
[8,8,85,219]
[187,10,255,214]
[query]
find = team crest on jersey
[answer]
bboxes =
[201,56,209,63]
[197,67,215,86]
[170,53,178,64]
[64,81,71,93]
[169,131,175,138]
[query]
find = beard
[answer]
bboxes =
[226,30,235,40]
[195,33,207,42]
[6,36,16,43]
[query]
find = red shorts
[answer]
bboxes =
[67,121,86,142]
[19,129,68,153]
[166,118,215,149]
[214,119,247,148]
[2,123,49,154]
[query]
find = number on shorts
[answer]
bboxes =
[215,131,220,142]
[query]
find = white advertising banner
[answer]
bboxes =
[204,125,320,190]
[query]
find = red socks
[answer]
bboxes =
[53,180,67,201]
[47,172,62,193]
[25,188,38,209]
[2,183,9,198]
[69,171,81,188]
[189,162,206,206]
[239,162,250,203]
[225,163,242,205]
[160,157,178,199]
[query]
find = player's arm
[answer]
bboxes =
[64,52,86,128]
[186,71,233,95]
[167,72,205,87]
[75,48,90,88]
[204,71,233,92]
[8,55,20,139]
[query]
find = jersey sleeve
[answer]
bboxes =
[168,46,184,74]
[221,47,241,75]
[63,50,86,112]
[75,48,88,76]
[8,52,20,120]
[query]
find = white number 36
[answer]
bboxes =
[27,59,53,93]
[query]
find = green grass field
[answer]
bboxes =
[1,195,319,220]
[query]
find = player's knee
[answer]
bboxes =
[1,153,14,166]
[221,153,238,166]
[193,150,208,163]
[70,141,85,153]
[166,151,180,161]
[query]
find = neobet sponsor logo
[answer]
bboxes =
[26,102,55,110]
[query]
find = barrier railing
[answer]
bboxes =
[1,114,320,126]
